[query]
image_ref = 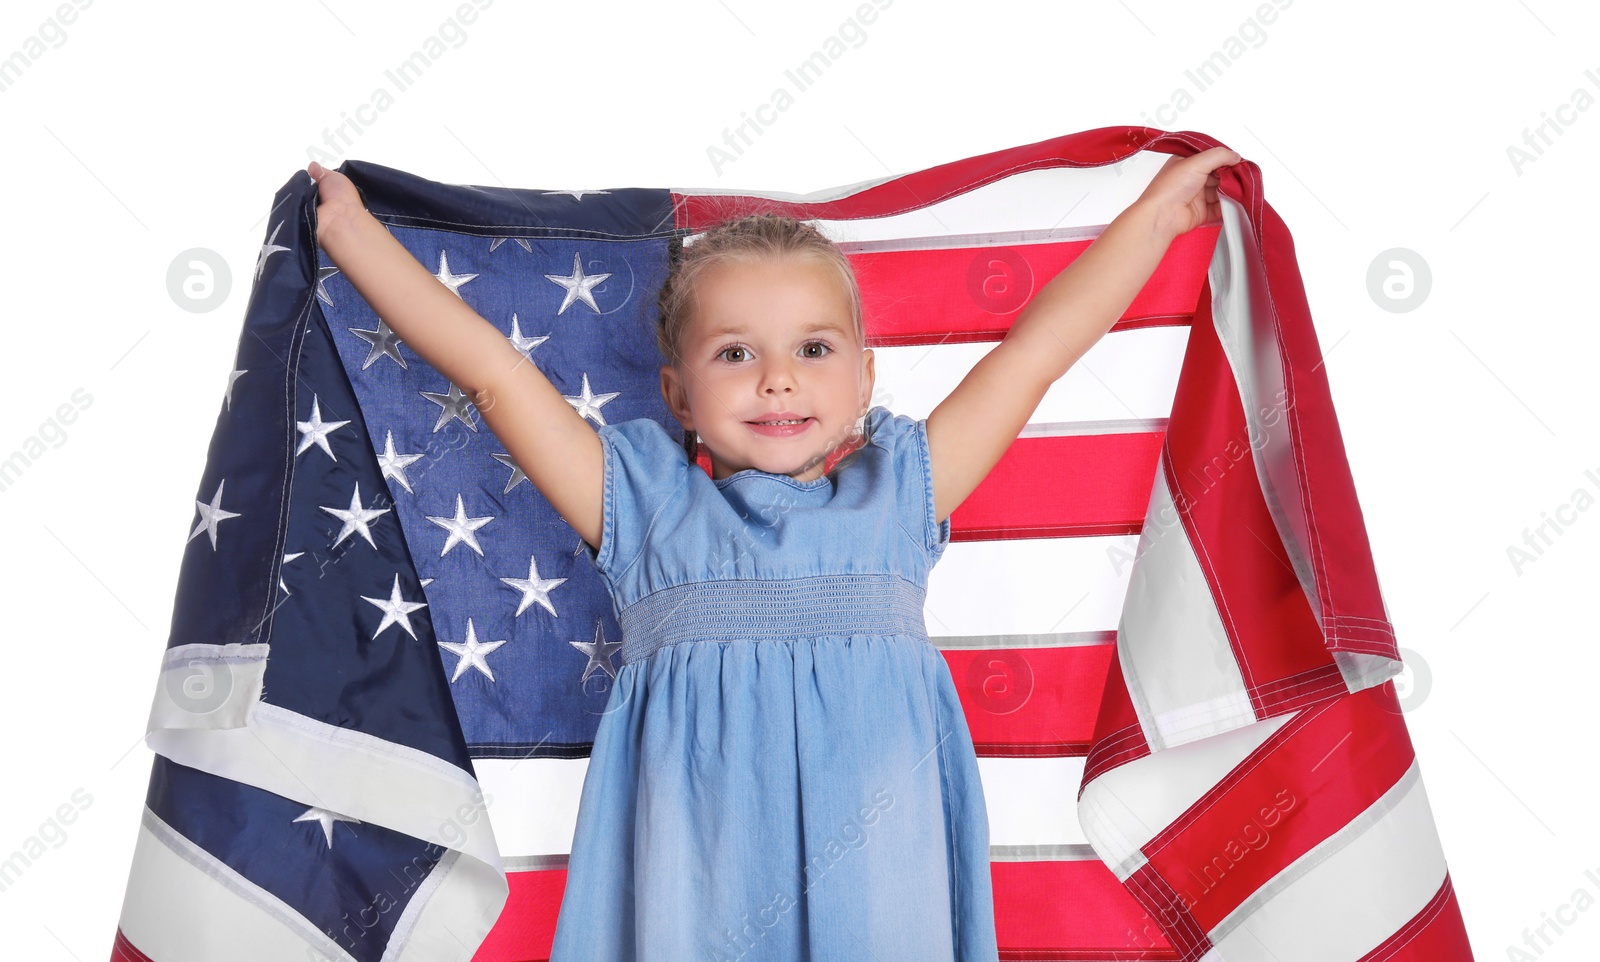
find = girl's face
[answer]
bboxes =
[660,255,874,483]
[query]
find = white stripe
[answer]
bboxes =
[119,809,505,962]
[931,630,1110,650]
[1207,760,1447,961]
[1205,193,1320,632]
[977,756,1089,847]
[836,224,1104,254]
[872,325,1190,427]
[475,756,590,858]
[478,753,1097,860]
[927,535,1135,638]
[989,843,1101,862]
[1117,462,1255,750]
[1203,196,1400,694]
[823,155,1166,243]
[674,169,904,205]
[386,844,507,962]
[145,697,503,873]
[147,643,270,730]
[1076,711,1296,878]
[679,151,1168,243]
[119,811,355,962]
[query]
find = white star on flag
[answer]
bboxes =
[507,314,550,359]
[188,479,242,551]
[295,395,351,461]
[545,251,611,314]
[292,806,361,849]
[420,382,479,433]
[433,250,478,297]
[490,452,529,494]
[563,372,620,426]
[500,554,568,617]
[350,318,407,370]
[377,430,424,494]
[320,482,392,549]
[255,220,290,283]
[426,494,494,557]
[360,573,428,640]
[224,369,247,411]
[570,621,623,683]
[438,617,509,683]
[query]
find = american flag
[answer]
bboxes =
[111,127,1475,962]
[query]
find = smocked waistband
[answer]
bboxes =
[615,573,929,666]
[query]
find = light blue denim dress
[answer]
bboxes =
[548,405,1000,962]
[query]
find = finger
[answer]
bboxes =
[1194,146,1241,171]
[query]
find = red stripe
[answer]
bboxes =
[1122,863,1213,962]
[474,859,1190,962]
[1159,276,1352,716]
[991,858,1178,961]
[1138,682,1415,934]
[852,229,1217,346]
[1356,873,1476,962]
[472,867,567,962]
[109,930,155,962]
[1122,837,1475,962]
[672,126,1197,229]
[701,429,1168,543]
[1251,202,1397,659]
[951,431,1163,542]
[1080,642,1151,792]
[944,640,1114,757]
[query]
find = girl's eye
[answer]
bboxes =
[716,341,832,362]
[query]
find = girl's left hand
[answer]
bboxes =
[1137,146,1243,240]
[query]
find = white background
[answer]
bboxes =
[1,0,1595,957]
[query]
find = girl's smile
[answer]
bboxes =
[744,414,815,438]
[659,255,875,484]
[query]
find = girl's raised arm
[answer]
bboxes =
[308,163,604,552]
[923,147,1243,527]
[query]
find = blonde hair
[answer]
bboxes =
[656,213,872,474]
[656,213,864,368]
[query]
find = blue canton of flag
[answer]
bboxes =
[114,161,680,962]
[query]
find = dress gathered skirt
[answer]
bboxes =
[548,406,1000,962]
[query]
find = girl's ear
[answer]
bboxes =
[859,348,876,413]
[659,365,694,432]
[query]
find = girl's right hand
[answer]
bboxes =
[307,161,366,247]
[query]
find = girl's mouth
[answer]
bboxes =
[746,417,814,437]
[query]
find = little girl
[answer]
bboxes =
[308,145,1239,962]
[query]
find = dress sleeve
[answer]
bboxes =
[580,416,693,579]
[867,406,953,567]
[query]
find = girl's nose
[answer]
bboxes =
[759,358,795,393]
